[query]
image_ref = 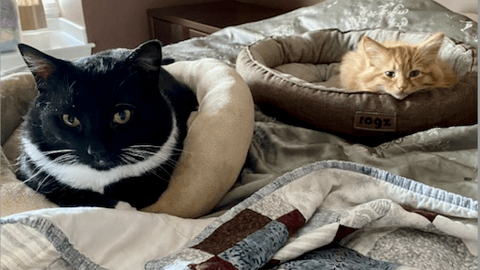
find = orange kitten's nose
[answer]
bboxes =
[397,83,409,92]
[396,76,408,91]
[397,81,408,90]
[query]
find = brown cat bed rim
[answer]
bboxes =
[235,28,477,145]
[240,28,476,92]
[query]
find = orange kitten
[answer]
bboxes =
[339,33,457,100]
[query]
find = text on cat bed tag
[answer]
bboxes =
[354,112,396,132]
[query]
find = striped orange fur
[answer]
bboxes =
[339,33,457,100]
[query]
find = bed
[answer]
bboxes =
[1,0,477,269]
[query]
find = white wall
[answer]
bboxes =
[58,0,86,26]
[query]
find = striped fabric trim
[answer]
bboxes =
[232,161,478,216]
[1,218,107,270]
[1,223,59,270]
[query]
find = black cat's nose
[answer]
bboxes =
[87,145,107,163]
[87,145,111,170]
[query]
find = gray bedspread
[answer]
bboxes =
[1,0,477,269]
[218,114,478,211]
[162,0,477,66]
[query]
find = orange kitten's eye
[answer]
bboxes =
[385,71,396,78]
[409,70,420,77]
[62,114,80,128]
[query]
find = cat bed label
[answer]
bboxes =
[354,111,396,132]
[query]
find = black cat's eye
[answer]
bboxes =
[409,70,420,78]
[385,71,396,78]
[113,109,132,125]
[62,114,80,128]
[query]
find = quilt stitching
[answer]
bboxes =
[189,212,304,270]
[216,221,289,270]
[247,193,296,220]
[191,209,271,255]
[190,196,307,269]
[279,244,402,270]
[276,210,305,237]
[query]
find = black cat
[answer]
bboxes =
[16,40,197,209]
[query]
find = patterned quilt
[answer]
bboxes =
[2,161,477,270]
[148,162,478,270]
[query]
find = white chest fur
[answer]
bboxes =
[21,122,179,194]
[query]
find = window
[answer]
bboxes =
[42,0,60,18]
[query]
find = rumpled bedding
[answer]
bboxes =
[150,161,477,270]
[2,161,477,269]
[161,0,477,66]
[1,0,477,269]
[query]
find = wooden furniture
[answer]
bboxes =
[147,1,290,45]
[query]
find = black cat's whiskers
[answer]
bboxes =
[120,144,181,181]
[21,165,51,188]
[43,149,75,157]
[128,144,191,153]
[120,147,156,164]
[21,151,78,191]
[133,145,195,160]
[141,165,172,183]
[120,144,185,162]
[119,155,141,167]
[149,161,176,183]
[34,175,54,193]
[121,149,153,160]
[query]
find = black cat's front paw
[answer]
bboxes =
[161,57,175,65]
[48,190,119,209]
[114,201,137,211]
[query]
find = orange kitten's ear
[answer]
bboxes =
[415,33,444,61]
[360,36,388,67]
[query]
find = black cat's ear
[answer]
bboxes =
[127,40,163,71]
[18,43,58,80]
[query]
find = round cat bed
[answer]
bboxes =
[236,29,478,145]
[1,59,254,218]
